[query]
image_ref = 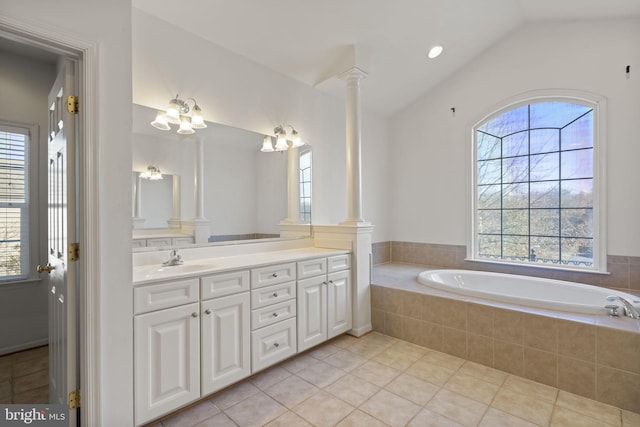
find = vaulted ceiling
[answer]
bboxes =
[133,0,640,116]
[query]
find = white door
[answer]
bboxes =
[297,276,326,352]
[45,60,79,423]
[134,303,200,425]
[327,270,352,339]
[201,292,250,395]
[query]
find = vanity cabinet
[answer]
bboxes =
[250,263,297,372]
[134,294,200,424]
[297,255,352,352]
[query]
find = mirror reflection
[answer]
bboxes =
[132,104,311,248]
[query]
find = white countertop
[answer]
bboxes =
[133,247,350,285]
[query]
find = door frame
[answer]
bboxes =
[0,16,100,425]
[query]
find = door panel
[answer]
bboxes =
[297,276,326,352]
[327,270,352,338]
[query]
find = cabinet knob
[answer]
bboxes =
[273,292,278,297]
[272,273,278,278]
[323,281,328,285]
[273,342,280,348]
[191,312,198,318]
[205,309,212,315]
[329,280,334,284]
[272,312,278,317]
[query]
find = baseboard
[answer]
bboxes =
[0,338,48,357]
[347,324,372,338]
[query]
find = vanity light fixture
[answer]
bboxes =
[261,125,305,152]
[151,94,208,134]
[427,45,444,59]
[139,165,163,180]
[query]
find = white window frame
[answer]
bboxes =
[299,146,312,223]
[467,90,607,273]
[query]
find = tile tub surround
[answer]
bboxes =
[371,263,640,414]
[371,241,640,293]
[146,332,640,427]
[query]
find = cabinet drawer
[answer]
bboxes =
[297,258,327,280]
[328,254,350,273]
[251,299,296,330]
[201,270,250,300]
[251,281,296,309]
[134,278,199,315]
[251,317,296,373]
[251,263,296,289]
[146,237,172,247]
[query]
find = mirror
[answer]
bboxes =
[132,104,311,247]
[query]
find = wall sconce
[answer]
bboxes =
[139,165,163,180]
[261,125,304,152]
[151,94,208,134]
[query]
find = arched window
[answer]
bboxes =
[471,96,605,272]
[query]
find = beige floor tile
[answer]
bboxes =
[192,412,236,427]
[292,391,355,427]
[405,359,456,387]
[550,406,618,427]
[556,391,622,426]
[280,354,317,374]
[295,360,346,388]
[162,401,221,427]
[491,388,554,426]
[308,343,341,360]
[335,409,388,427]
[408,408,466,427]
[264,411,312,427]
[479,408,539,427]
[391,340,429,359]
[325,374,380,407]
[351,360,402,387]
[330,334,359,349]
[458,361,508,386]
[426,389,488,427]
[209,381,260,410]
[502,375,558,403]
[421,350,466,371]
[323,349,368,371]
[249,366,291,390]
[444,371,500,404]
[347,337,393,358]
[264,375,319,409]
[384,373,439,405]
[373,348,421,371]
[360,389,422,427]
[622,410,640,427]
[224,391,287,426]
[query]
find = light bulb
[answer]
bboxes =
[261,135,274,152]
[177,116,195,134]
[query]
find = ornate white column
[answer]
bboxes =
[167,175,181,229]
[340,67,369,225]
[284,146,301,223]
[132,172,145,229]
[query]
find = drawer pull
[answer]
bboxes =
[205,309,212,315]
[273,292,278,297]
[329,280,334,284]
[191,312,198,318]
[274,342,280,348]
[272,273,278,278]
[272,312,278,317]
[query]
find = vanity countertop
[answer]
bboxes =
[133,246,350,285]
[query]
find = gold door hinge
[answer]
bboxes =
[68,389,80,409]
[67,95,79,114]
[68,242,80,261]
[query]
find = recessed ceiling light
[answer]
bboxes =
[428,45,444,59]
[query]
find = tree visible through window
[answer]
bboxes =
[474,100,596,268]
[0,125,29,280]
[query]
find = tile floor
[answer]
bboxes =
[0,345,49,404]
[150,333,640,427]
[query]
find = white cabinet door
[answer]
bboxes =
[297,276,327,352]
[201,293,250,396]
[135,303,200,426]
[327,270,352,339]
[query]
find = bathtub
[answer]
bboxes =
[417,269,640,315]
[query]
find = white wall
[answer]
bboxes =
[0,2,134,425]
[0,50,54,354]
[132,9,392,242]
[390,19,640,256]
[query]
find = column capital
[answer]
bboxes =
[338,66,368,82]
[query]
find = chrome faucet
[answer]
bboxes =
[606,295,640,319]
[162,249,183,267]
